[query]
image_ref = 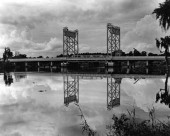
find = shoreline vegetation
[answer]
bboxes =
[105,107,170,136]
[59,103,170,136]
[0,61,15,72]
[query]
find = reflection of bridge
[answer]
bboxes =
[61,73,165,79]
[61,73,165,110]
[64,75,79,107]
[63,74,121,110]
[13,72,165,78]
[13,72,165,110]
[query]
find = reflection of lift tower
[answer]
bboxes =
[63,27,79,57]
[107,77,122,110]
[107,23,120,56]
[64,75,79,106]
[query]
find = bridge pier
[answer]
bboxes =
[50,67,53,72]
[146,60,149,74]
[127,61,130,68]
[146,60,149,67]
[50,61,53,67]
[133,61,135,68]
[37,62,40,67]
[25,62,27,67]
[127,61,130,74]
[146,68,148,74]
[105,61,121,68]
[127,61,134,74]
[61,62,68,67]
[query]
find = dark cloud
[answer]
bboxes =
[0,0,165,56]
[0,0,157,29]
[0,3,57,31]
[89,0,155,25]
[5,132,22,136]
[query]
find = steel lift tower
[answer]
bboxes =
[63,27,79,57]
[107,23,120,56]
[64,75,79,106]
[107,77,122,110]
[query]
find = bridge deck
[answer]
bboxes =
[8,56,169,62]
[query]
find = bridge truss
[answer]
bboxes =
[107,77,121,110]
[63,27,79,57]
[64,75,79,106]
[107,23,120,55]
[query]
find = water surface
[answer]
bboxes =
[0,71,169,136]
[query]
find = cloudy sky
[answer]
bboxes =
[0,73,169,136]
[0,0,170,58]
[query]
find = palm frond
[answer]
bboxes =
[153,0,170,31]
[156,38,161,49]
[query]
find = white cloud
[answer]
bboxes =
[0,0,166,57]
[122,15,170,53]
[0,29,62,57]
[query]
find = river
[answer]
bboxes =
[0,68,169,136]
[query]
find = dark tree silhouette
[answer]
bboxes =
[133,48,141,56]
[3,47,13,62]
[156,36,170,73]
[37,56,43,58]
[128,51,133,56]
[14,54,27,58]
[4,73,13,86]
[141,51,147,56]
[153,0,170,108]
[153,0,170,31]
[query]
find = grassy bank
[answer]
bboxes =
[107,108,170,136]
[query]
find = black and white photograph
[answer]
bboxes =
[0,0,170,136]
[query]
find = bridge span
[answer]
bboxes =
[9,56,168,63]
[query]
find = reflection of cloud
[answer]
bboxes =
[0,74,84,136]
[0,98,59,136]
[0,74,109,135]
[121,78,170,112]
[0,74,169,135]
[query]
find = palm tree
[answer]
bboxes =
[156,36,170,72]
[152,0,170,31]
[156,36,170,108]
[153,0,170,108]
[153,0,170,72]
